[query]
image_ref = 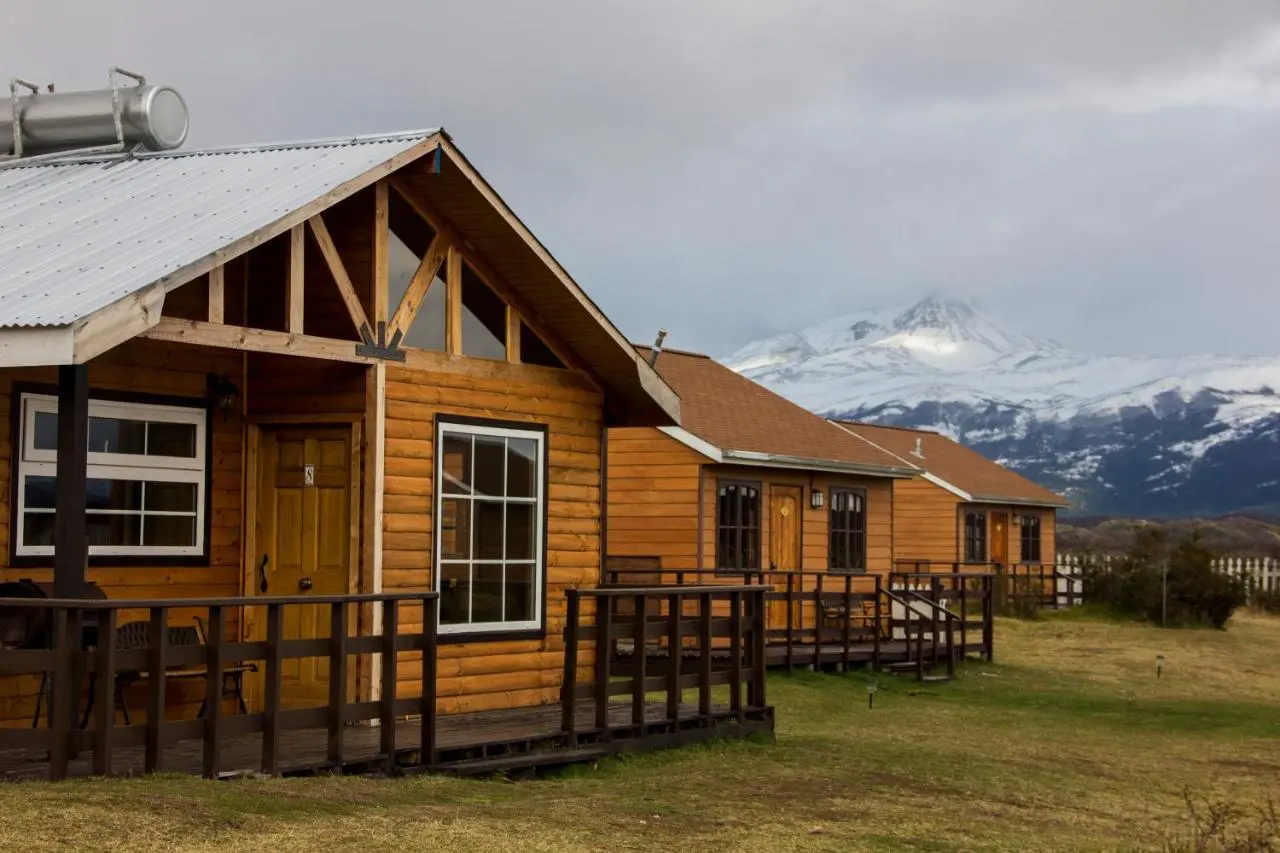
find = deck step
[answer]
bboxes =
[920,675,952,684]
[433,747,609,776]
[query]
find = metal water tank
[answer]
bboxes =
[0,84,189,156]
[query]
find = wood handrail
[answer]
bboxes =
[0,592,439,609]
[574,584,769,598]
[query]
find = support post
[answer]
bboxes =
[561,591,580,744]
[54,364,89,599]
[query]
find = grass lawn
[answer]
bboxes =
[4,611,1279,852]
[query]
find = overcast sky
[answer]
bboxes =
[6,1,1280,358]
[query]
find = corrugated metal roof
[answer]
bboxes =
[0,130,439,328]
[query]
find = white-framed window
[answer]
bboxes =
[15,392,208,558]
[433,418,545,636]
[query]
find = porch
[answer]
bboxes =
[0,584,772,780]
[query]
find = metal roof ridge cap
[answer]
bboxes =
[970,492,1072,508]
[720,448,916,477]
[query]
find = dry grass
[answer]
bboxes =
[3,611,1279,852]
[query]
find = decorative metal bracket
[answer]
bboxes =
[355,321,407,362]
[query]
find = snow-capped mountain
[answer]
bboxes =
[726,296,1280,517]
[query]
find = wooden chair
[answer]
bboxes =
[89,619,256,725]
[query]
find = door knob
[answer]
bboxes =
[298,577,313,591]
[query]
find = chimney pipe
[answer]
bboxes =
[911,437,925,459]
[647,329,667,367]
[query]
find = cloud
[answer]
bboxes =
[4,0,1280,358]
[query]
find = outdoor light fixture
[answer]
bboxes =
[207,373,240,417]
[810,489,824,510]
[1156,654,1165,678]
[867,682,878,709]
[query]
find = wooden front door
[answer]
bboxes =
[769,486,802,633]
[255,427,355,708]
[990,511,1009,566]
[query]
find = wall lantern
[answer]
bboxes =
[207,373,240,417]
[810,489,824,510]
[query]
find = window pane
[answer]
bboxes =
[88,416,146,455]
[86,513,141,547]
[147,422,197,458]
[33,411,57,450]
[473,501,505,560]
[472,564,504,623]
[439,563,470,624]
[506,563,535,622]
[506,438,537,498]
[22,512,55,547]
[86,478,142,511]
[505,503,534,560]
[144,482,197,512]
[144,515,196,547]
[440,498,470,560]
[473,435,506,497]
[461,262,508,360]
[23,475,57,509]
[441,434,471,495]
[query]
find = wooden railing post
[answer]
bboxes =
[785,573,795,674]
[915,598,925,682]
[201,605,224,779]
[666,591,680,726]
[145,606,168,774]
[697,592,712,721]
[562,590,581,744]
[815,573,825,652]
[327,601,348,768]
[983,577,995,662]
[750,588,767,710]
[92,608,118,776]
[841,574,852,673]
[930,577,942,663]
[945,606,957,679]
[420,594,438,767]
[261,602,284,776]
[595,591,613,738]
[959,580,969,657]
[872,575,882,672]
[48,608,73,781]
[631,593,646,732]
[729,590,743,722]
[380,600,399,770]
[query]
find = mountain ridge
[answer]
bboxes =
[724,296,1280,517]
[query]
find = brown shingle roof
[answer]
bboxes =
[834,421,1069,507]
[639,347,913,475]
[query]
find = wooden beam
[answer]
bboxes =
[386,231,448,341]
[208,265,225,324]
[387,177,586,375]
[288,224,305,334]
[505,305,521,363]
[362,362,386,701]
[308,213,373,340]
[71,283,166,364]
[54,364,88,597]
[372,181,389,328]
[445,246,462,356]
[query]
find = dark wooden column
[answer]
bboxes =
[53,364,89,598]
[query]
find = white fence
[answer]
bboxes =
[1054,553,1280,606]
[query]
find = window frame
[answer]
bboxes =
[715,478,762,573]
[432,414,548,642]
[963,510,988,563]
[828,487,868,574]
[9,385,213,565]
[1019,514,1043,563]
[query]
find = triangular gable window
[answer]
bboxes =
[388,193,445,350]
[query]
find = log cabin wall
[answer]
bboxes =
[605,427,707,572]
[700,466,894,577]
[892,477,962,564]
[382,361,603,715]
[0,339,244,725]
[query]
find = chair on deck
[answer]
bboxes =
[87,619,257,725]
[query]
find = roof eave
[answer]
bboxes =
[720,449,917,479]
[970,493,1071,509]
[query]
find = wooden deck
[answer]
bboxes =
[0,700,773,781]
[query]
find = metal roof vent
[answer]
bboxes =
[647,328,667,367]
[1,66,188,166]
[911,437,925,459]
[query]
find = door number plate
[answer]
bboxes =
[304,464,315,485]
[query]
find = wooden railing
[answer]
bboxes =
[893,560,1063,613]
[604,568,995,674]
[0,592,438,780]
[560,585,771,747]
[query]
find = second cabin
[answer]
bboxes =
[606,347,917,584]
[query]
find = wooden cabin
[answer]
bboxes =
[0,130,773,779]
[830,421,1069,579]
[607,348,917,580]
